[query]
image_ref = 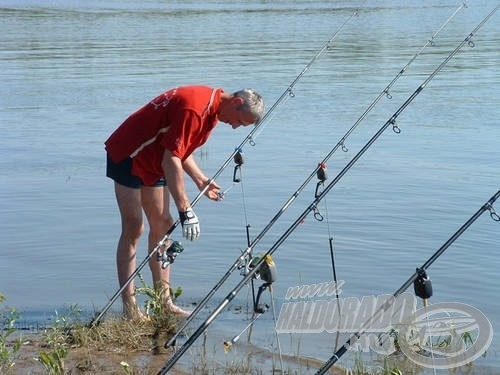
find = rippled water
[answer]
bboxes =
[1,1,499,373]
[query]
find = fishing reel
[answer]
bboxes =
[247,254,277,314]
[157,240,184,269]
[240,254,278,284]
[236,253,278,317]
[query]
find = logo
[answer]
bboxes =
[276,281,493,369]
[397,302,493,369]
[276,281,416,337]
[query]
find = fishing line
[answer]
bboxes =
[163,0,465,347]
[314,165,337,286]
[315,189,500,374]
[226,149,279,357]
[413,269,438,375]
[232,151,258,330]
[218,148,250,233]
[89,4,362,329]
[236,151,251,230]
[156,9,497,371]
[269,285,284,372]
[226,153,280,369]
[315,165,342,352]
[423,301,439,375]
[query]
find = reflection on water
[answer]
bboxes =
[1,1,499,372]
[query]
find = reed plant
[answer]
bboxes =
[0,293,23,374]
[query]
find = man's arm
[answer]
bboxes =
[182,154,207,191]
[182,154,220,201]
[161,149,190,211]
[162,149,200,241]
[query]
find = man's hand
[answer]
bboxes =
[179,208,200,241]
[204,180,221,201]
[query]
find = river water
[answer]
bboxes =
[1,1,499,373]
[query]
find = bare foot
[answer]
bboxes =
[123,298,149,321]
[165,299,191,317]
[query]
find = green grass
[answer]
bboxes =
[0,289,486,375]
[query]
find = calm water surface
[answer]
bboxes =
[1,1,499,373]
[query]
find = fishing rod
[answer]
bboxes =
[88,5,362,329]
[315,190,500,374]
[163,1,465,346]
[155,6,498,374]
[157,7,497,372]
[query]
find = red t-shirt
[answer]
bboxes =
[105,85,222,185]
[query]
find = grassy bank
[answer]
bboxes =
[1,291,486,375]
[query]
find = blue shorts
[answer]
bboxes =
[106,154,166,189]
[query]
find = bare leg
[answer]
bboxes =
[114,182,147,320]
[142,186,191,316]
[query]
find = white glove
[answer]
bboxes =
[179,207,200,241]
